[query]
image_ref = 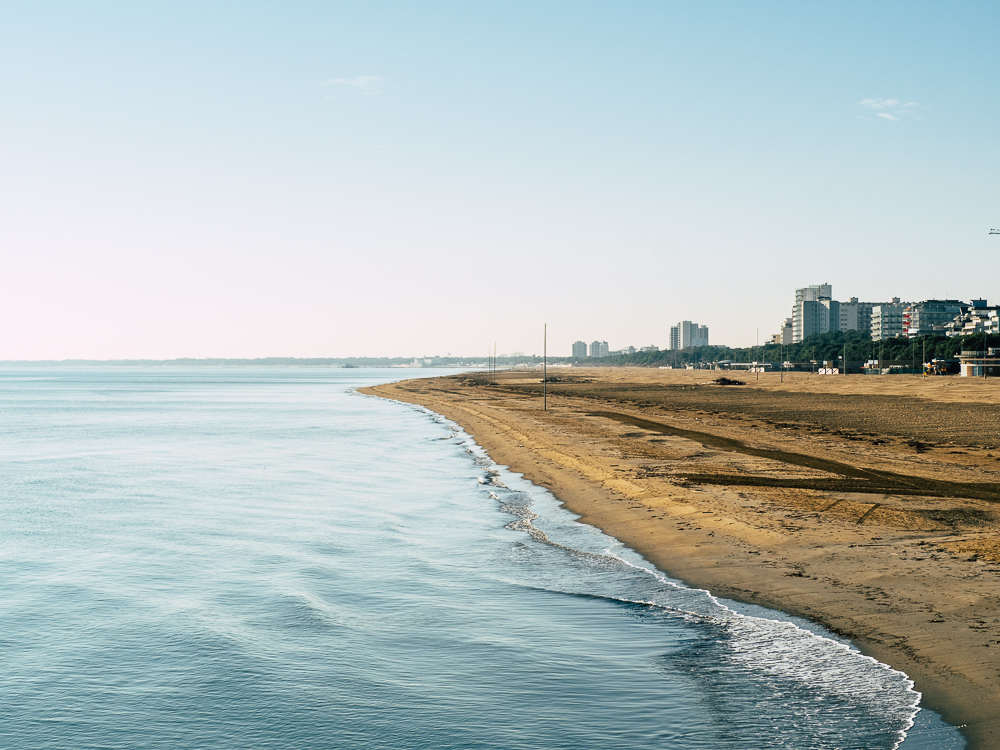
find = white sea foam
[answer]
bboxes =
[412,404,947,750]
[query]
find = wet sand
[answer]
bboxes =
[363,368,1000,749]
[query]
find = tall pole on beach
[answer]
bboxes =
[988,230,999,377]
[543,324,547,411]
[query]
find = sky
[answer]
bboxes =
[1,1,998,359]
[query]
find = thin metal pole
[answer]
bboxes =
[756,328,759,381]
[543,324,547,410]
[985,226,999,372]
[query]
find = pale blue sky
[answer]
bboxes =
[1,1,997,358]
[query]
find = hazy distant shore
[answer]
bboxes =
[0,358,478,367]
[364,368,1000,749]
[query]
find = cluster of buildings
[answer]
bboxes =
[569,284,996,360]
[572,320,710,358]
[573,341,610,358]
[772,284,998,344]
[572,341,657,358]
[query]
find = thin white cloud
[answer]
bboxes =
[860,98,899,109]
[858,98,920,122]
[323,75,384,95]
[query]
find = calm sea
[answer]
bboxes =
[0,367,964,749]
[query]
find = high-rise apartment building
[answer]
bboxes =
[780,318,793,345]
[792,283,836,343]
[589,340,610,358]
[906,300,968,337]
[839,297,874,333]
[870,302,909,340]
[572,341,588,358]
[670,321,709,350]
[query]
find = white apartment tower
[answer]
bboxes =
[781,318,793,345]
[589,340,610,358]
[793,283,837,343]
[572,341,588,358]
[839,297,876,334]
[670,321,709,350]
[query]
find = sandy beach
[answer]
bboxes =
[364,368,1000,749]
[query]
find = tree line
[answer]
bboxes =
[592,329,991,367]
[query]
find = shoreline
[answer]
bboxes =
[362,369,1000,749]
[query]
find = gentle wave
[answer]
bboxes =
[0,368,963,750]
[413,403,949,750]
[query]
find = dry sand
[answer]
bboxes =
[363,368,1000,749]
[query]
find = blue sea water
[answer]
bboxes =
[0,367,965,749]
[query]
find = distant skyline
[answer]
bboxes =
[1,1,997,359]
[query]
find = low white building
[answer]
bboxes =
[958,348,1000,377]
